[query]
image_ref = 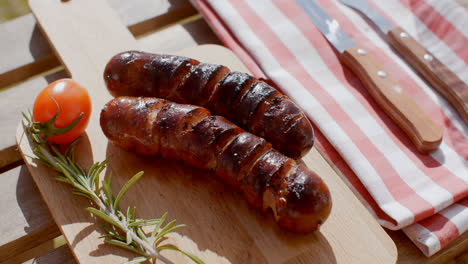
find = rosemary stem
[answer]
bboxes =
[24,116,193,264]
[88,184,174,264]
[38,146,173,264]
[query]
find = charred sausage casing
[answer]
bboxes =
[103,51,314,159]
[100,97,331,233]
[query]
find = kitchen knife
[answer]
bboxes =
[294,0,442,153]
[339,0,468,126]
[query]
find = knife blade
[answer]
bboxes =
[339,0,468,127]
[295,0,442,153]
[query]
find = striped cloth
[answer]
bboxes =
[190,0,468,256]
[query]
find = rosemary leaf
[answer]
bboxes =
[113,171,144,211]
[55,163,81,188]
[55,176,72,184]
[151,212,168,240]
[154,221,186,246]
[137,227,149,243]
[102,225,127,242]
[87,207,122,229]
[104,239,146,256]
[131,207,137,222]
[22,111,31,123]
[123,256,149,264]
[128,219,161,227]
[157,245,205,264]
[71,190,93,200]
[51,145,68,164]
[103,174,114,202]
[126,207,132,224]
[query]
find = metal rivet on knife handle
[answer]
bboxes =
[377,71,387,78]
[424,54,433,62]
[357,48,367,55]
[387,26,468,125]
[400,32,409,39]
[340,45,442,153]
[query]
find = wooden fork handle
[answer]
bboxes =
[387,26,468,125]
[340,45,442,153]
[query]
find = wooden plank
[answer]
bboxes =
[0,236,66,264]
[0,14,59,88]
[0,0,196,89]
[0,70,68,168]
[0,165,60,262]
[24,245,76,264]
[139,17,221,53]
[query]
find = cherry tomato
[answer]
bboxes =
[33,79,92,144]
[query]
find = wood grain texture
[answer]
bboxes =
[0,0,196,89]
[340,45,442,153]
[17,0,397,263]
[0,165,60,262]
[387,26,468,125]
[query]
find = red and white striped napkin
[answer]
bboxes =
[190,0,468,256]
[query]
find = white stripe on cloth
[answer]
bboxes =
[440,204,468,236]
[403,223,441,256]
[245,0,454,219]
[207,0,414,223]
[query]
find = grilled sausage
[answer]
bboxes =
[103,51,314,159]
[100,97,331,233]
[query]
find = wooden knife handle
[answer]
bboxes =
[387,26,468,125]
[340,46,442,153]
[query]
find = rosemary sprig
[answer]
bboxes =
[23,112,204,264]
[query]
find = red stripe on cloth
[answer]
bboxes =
[193,0,266,79]
[225,0,435,220]
[316,0,468,204]
[314,127,397,226]
[419,213,460,249]
[400,0,468,65]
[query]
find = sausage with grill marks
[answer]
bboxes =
[100,97,331,233]
[104,51,314,159]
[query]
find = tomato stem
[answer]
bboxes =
[30,96,84,141]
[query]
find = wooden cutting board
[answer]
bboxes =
[16,0,397,263]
